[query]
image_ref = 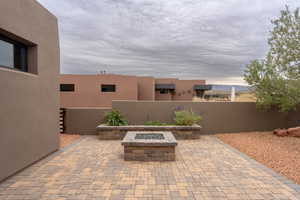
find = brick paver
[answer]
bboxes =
[0,135,300,200]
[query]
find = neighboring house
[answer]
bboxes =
[60,74,210,107]
[60,74,139,108]
[155,78,208,101]
[0,0,60,181]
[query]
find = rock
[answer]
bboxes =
[273,129,289,137]
[287,127,300,137]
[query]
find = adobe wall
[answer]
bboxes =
[154,78,206,101]
[64,107,111,135]
[62,101,299,136]
[112,101,288,134]
[60,74,138,107]
[137,76,155,100]
[0,0,60,181]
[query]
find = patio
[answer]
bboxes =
[0,136,300,200]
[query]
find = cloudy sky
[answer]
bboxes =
[37,0,299,85]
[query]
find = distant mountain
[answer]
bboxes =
[211,85,250,92]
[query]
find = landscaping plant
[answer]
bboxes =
[244,6,300,112]
[174,110,202,126]
[104,109,128,126]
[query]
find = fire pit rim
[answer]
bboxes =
[121,131,178,147]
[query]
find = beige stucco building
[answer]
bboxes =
[0,0,60,181]
[60,74,209,108]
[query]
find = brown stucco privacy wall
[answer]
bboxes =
[0,0,60,181]
[112,101,291,134]
[64,108,111,135]
[287,105,300,128]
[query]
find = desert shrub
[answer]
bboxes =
[144,121,168,126]
[174,110,202,126]
[105,110,128,126]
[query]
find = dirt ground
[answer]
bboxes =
[217,132,300,185]
[60,134,80,148]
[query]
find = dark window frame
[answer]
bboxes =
[101,84,116,92]
[60,84,75,92]
[0,34,28,72]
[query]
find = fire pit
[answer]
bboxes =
[121,131,177,161]
[135,133,164,140]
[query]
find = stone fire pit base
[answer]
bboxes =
[122,131,177,161]
[124,146,175,161]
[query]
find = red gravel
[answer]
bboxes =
[217,132,300,185]
[60,134,80,148]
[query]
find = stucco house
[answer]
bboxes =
[60,74,211,107]
[0,0,60,181]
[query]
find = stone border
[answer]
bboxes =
[97,125,201,140]
[214,136,300,193]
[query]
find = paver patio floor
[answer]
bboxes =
[0,136,300,200]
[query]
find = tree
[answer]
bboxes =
[244,6,300,112]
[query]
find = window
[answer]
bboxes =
[60,84,75,92]
[101,84,116,92]
[159,89,169,94]
[158,89,175,94]
[0,34,28,72]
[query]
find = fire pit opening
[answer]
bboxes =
[135,133,164,140]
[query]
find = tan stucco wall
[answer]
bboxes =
[60,74,138,107]
[173,80,206,100]
[112,101,289,134]
[137,76,155,100]
[0,0,60,181]
[155,78,206,101]
[60,75,207,107]
[155,78,178,101]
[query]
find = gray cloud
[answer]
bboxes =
[37,0,299,84]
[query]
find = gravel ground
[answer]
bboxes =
[217,132,300,185]
[60,134,80,148]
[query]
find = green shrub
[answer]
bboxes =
[144,121,168,126]
[105,110,128,126]
[244,6,300,112]
[174,110,202,126]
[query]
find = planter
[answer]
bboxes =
[96,124,202,140]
